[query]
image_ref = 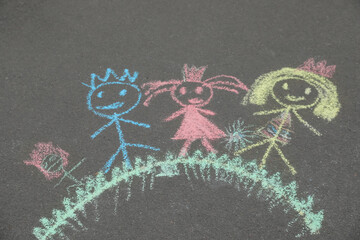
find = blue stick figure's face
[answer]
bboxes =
[88,82,141,118]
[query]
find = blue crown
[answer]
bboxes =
[82,68,139,90]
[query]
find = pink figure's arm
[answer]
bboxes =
[164,108,186,122]
[198,108,216,116]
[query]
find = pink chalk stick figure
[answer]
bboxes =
[142,64,248,156]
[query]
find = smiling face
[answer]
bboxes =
[88,82,141,117]
[272,79,319,107]
[171,82,213,107]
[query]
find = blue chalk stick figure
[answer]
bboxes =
[83,68,160,173]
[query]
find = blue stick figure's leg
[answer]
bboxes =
[115,119,133,169]
[102,147,123,173]
[120,144,132,169]
[102,119,132,173]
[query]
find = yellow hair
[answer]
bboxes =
[243,68,340,121]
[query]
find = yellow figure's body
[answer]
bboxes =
[236,60,340,175]
[236,107,297,174]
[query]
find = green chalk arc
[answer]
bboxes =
[33,151,324,239]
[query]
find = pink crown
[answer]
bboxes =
[297,58,336,78]
[183,64,207,82]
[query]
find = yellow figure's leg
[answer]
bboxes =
[259,140,275,169]
[273,143,297,175]
[234,139,270,156]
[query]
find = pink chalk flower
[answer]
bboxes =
[24,142,69,180]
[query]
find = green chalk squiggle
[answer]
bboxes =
[33,152,323,239]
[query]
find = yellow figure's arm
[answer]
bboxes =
[253,108,287,116]
[292,110,322,136]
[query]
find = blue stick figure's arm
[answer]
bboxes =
[119,118,150,128]
[91,119,116,139]
[126,143,160,151]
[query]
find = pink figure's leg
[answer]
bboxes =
[201,138,217,153]
[179,140,193,157]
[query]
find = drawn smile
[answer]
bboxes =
[285,94,305,102]
[96,102,124,110]
[188,98,204,104]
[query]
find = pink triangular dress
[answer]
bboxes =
[172,105,226,141]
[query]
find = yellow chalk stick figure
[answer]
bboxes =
[235,58,341,174]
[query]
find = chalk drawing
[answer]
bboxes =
[142,64,248,156]
[223,119,258,152]
[236,58,341,174]
[24,142,86,189]
[83,68,160,173]
[24,142,69,180]
[32,151,324,239]
[53,158,86,189]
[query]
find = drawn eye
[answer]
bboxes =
[305,87,311,95]
[282,83,289,90]
[97,91,103,98]
[119,89,127,96]
[179,87,187,95]
[195,86,203,94]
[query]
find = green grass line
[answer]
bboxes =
[33,151,323,239]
